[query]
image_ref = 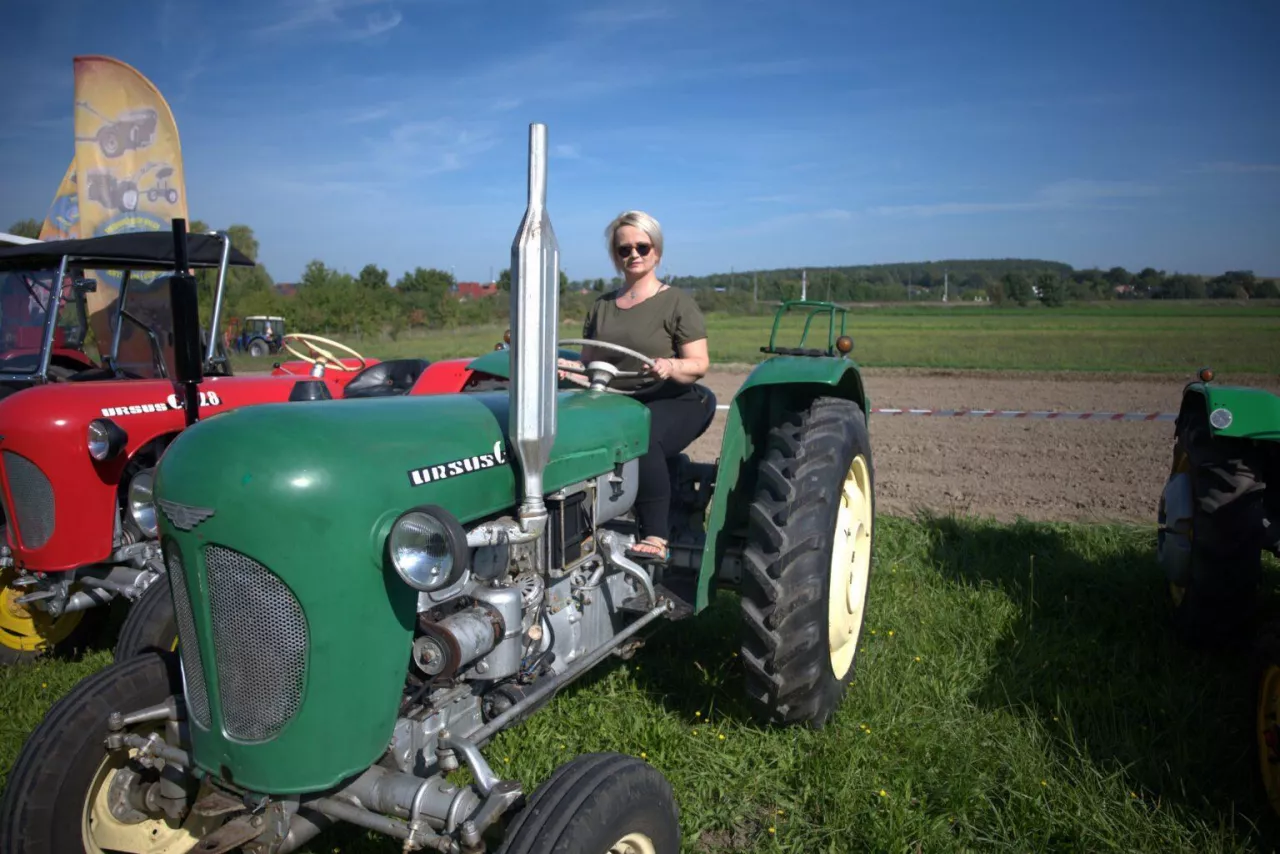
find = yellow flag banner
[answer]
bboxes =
[38,160,80,241]
[72,54,188,376]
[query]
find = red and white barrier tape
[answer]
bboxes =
[870,407,1175,421]
[714,404,1175,421]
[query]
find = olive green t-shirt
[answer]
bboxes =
[581,286,707,398]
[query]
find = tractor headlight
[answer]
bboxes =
[387,505,468,592]
[127,468,158,538]
[87,419,128,461]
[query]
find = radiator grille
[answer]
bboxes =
[205,545,307,742]
[2,452,54,549]
[167,548,211,728]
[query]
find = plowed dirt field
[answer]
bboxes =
[689,368,1280,524]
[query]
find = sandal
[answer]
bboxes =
[626,536,670,564]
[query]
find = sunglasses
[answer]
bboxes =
[615,243,652,258]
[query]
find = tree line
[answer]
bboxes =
[8,218,1278,340]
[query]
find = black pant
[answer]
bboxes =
[633,385,710,542]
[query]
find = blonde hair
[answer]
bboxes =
[604,210,663,273]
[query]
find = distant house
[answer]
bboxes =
[273,282,299,297]
[455,281,498,300]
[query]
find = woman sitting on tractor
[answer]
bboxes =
[558,210,711,563]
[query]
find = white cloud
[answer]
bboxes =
[570,6,675,28]
[1192,161,1280,175]
[552,143,581,160]
[254,0,406,41]
[719,208,857,237]
[869,179,1161,218]
[748,193,804,204]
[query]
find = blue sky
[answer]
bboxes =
[2,0,1278,284]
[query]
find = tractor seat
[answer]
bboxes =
[341,358,430,399]
[690,383,718,442]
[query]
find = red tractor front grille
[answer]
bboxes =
[1,451,56,550]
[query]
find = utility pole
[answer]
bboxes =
[801,269,807,301]
[943,269,949,303]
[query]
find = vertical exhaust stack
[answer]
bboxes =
[509,123,559,535]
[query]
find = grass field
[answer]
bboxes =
[231,302,1280,375]
[4,513,1279,853]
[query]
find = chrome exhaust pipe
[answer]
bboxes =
[508,123,559,537]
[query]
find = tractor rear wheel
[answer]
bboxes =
[114,579,179,660]
[0,651,220,854]
[497,752,680,854]
[1162,405,1265,648]
[1253,621,1280,819]
[740,396,874,729]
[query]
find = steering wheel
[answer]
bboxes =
[281,333,369,373]
[556,338,663,394]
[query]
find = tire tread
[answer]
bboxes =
[739,396,874,729]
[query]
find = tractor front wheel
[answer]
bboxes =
[114,579,179,660]
[0,651,220,854]
[740,396,874,729]
[497,752,680,854]
[0,564,97,666]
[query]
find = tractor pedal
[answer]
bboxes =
[617,596,651,614]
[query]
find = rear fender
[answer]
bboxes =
[694,356,869,612]
[1181,382,1280,441]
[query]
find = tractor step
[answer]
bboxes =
[620,578,696,620]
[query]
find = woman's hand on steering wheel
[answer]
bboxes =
[643,357,674,381]
[555,338,664,394]
[556,357,591,388]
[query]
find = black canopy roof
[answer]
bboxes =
[0,231,255,272]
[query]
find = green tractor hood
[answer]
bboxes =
[1186,382,1280,440]
[152,390,648,794]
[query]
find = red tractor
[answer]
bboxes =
[0,232,491,662]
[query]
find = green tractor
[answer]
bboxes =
[0,125,876,854]
[1154,368,1280,812]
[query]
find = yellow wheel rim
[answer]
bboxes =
[1258,664,1280,816]
[609,832,657,854]
[0,567,84,653]
[828,454,873,680]
[82,725,220,853]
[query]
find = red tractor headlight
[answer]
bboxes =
[87,418,128,461]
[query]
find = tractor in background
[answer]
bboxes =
[0,124,876,853]
[231,314,288,358]
[1154,367,1280,815]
